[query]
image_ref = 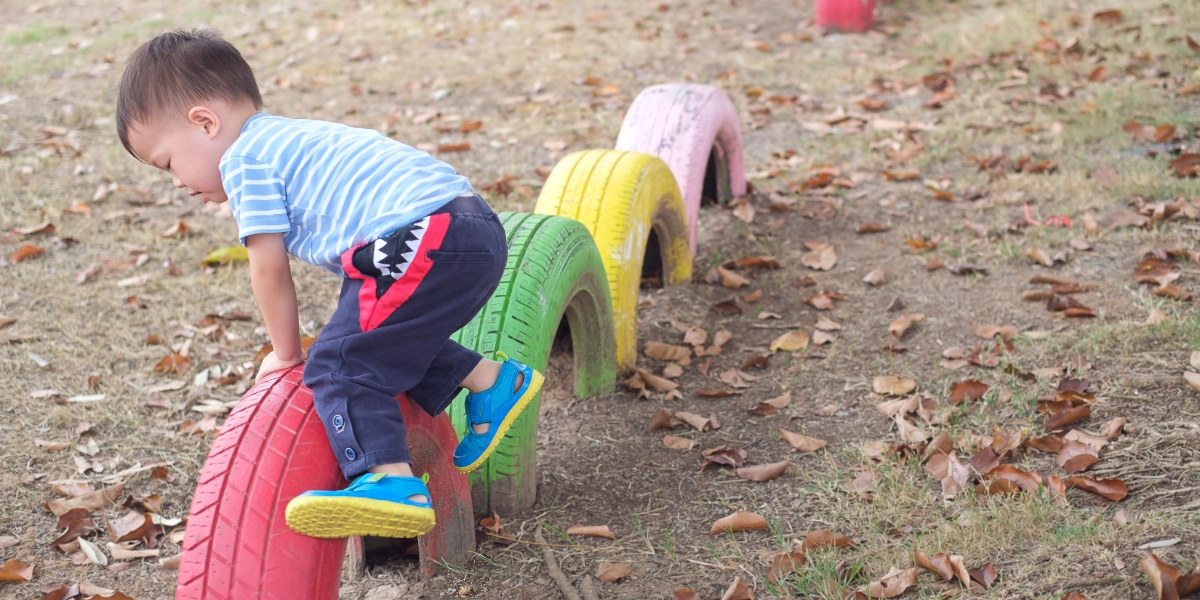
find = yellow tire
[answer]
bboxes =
[534,150,691,368]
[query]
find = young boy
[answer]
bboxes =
[116,29,543,539]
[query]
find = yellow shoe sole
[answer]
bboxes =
[285,494,435,539]
[456,369,545,474]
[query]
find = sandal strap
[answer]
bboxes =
[467,357,523,424]
[348,473,429,501]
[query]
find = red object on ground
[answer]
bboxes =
[177,366,474,600]
[815,0,875,33]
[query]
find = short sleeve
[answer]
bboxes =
[221,155,291,245]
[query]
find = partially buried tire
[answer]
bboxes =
[614,84,748,256]
[534,149,691,369]
[448,212,617,517]
[176,368,474,600]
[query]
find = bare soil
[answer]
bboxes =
[1,0,1199,599]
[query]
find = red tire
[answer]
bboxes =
[177,366,473,600]
[614,83,748,256]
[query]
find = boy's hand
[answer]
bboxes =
[255,349,307,385]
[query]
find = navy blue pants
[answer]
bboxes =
[303,195,507,478]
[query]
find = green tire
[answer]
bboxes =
[449,212,617,517]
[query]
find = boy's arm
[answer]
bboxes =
[246,233,304,382]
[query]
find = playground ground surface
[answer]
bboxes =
[1,0,1199,598]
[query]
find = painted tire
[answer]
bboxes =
[176,367,474,600]
[534,150,692,368]
[815,0,875,32]
[449,212,616,517]
[614,84,748,255]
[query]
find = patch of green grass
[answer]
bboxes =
[3,23,69,46]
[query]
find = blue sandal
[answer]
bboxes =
[285,473,435,539]
[453,352,544,473]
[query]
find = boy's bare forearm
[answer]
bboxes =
[246,233,302,360]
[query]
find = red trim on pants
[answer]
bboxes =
[339,213,452,332]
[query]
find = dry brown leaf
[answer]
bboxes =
[11,244,45,263]
[800,242,838,271]
[644,341,692,362]
[675,411,719,432]
[1027,248,1055,267]
[863,267,887,286]
[709,512,769,535]
[108,511,161,547]
[566,525,614,540]
[769,328,809,353]
[947,380,988,405]
[862,567,918,598]
[873,376,917,396]
[779,429,827,452]
[663,435,694,450]
[721,576,754,600]
[154,354,190,374]
[0,559,33,582]
[1100,417,1126,440]
[766,550,806,583]
[887,313,924,340]
[798,530,855,552]
[645,409,675,433]
[914,549,956,581]
[716,265,750,289]
[631,367,678,392]
[736,460,790,482]
[882,169,920,181]
[841,470,878,494]
[596,561,631,582]
[1066,476,1128,501]
[44,483,125,516]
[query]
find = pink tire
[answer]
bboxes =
[177,366,474,600]
[815,0,875,33]
[615,84,747,256]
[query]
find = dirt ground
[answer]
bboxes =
[1,0,1199,598]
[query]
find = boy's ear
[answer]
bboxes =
[186,105,221,140]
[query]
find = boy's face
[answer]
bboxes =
[126,103,239,204]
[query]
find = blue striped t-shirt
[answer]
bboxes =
[219,113,474,276]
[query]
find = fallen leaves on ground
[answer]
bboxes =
[862,567,918,598]
[947,380,988,405]
[736,460,789,482]
[0,560,32,582]
[1066,476,1128,501]
[769,328,809,352]
[645,409,675,433]
[50,508,98,547]
[566,525,613,540]
[644,341,691,362]
[44,483,125,516]
[779,430,828,452]
[721,576,754,600]
[800,242,838,270]
[1139,552,1200,599]
[596,561,631,582]
[675,411,719,432]
[887,313,923,340]
[709,511,768,535]
[153,354,190,374]
[107,511,161,548]
[11,244,45,263]
[924,452,970,498]
[914,549,970,584]
[873,376,917,396]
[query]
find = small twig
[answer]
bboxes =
[579,575,601,600]
[485,531,578,549]
[537,527,582,600]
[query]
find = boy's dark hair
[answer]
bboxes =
[116,29,262,157]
